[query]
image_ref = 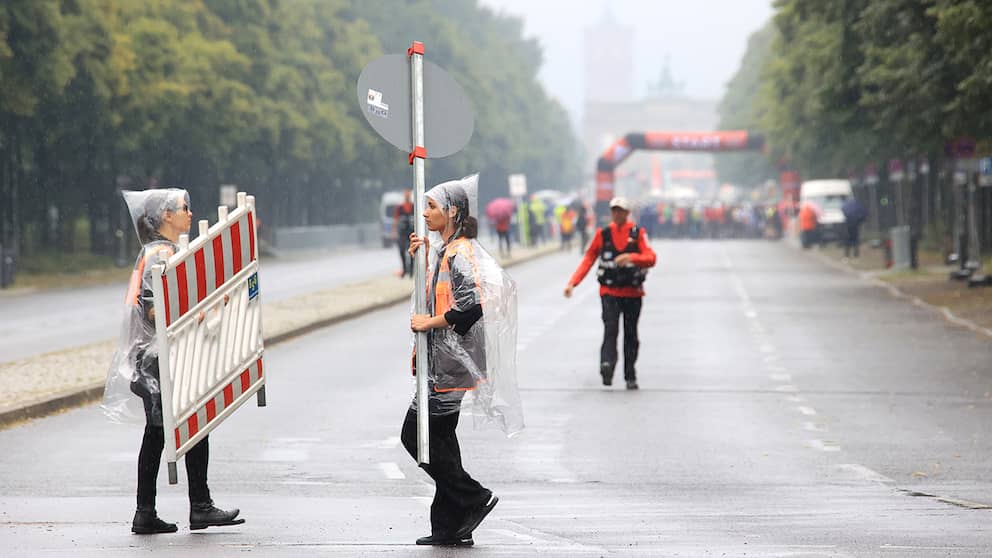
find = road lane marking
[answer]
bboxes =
[802,421,826,432]
[775,384,799,393]
[837,464,893,483]
[797,406,817,416]
[378,462,405,479]
[377,436,399,449]
[786,395,806,403]
[769,373,792,382]
[806,439,841,452]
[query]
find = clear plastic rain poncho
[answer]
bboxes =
[102,188,190,425]
[412,174,524,436]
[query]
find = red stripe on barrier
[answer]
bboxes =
[241,370,251,392]
[248,213,256,261]
[194,249,207,303]
[206,399,217,422]
[175,429,181,450]
[223,384,233,406]
[161,274,172,326]
[213,236,225,288]
[230,221,243,274]
[176,262,189,315]
[188,414,199,438]
[257,359,264,378]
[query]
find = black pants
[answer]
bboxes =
[497,231,511,256]
[844,224,861,257]
[397,232,413,277]
[135,361,210,511]
[601,295,643,381]
[401,407,490,537]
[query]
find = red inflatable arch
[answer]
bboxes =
[594,130,764,217]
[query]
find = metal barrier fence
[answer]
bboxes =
[151,192,266,484]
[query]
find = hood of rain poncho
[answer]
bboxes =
[413,175,524,436]
[102,188,189,425]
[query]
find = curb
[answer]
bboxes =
[0,245,560,430]
[810,250,992,340]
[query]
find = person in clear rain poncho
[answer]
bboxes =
[403,174,523,547]
[103,189,244,534]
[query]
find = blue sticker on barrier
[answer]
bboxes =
[248,272,259,301]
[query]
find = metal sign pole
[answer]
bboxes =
[356,41,475,466]
[410,42,430,466]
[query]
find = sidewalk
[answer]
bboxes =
[0,244,560,429]
[812,243,992,336]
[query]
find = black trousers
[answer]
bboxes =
[844,224,861,257]
[600,295,643,381]
[401,406,490,537]
[397,232,413,277]
[497,231,511,256]
[135,360,210,510]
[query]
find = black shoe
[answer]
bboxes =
[626,380,639,390]
[189,502,244,530]
[132,509,178,534]
[455,494,498,538]
[415,534,474,546]
[599,362,614,386]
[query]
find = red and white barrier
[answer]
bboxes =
[150,192,266,484]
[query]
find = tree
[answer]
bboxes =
[715,22,778,187]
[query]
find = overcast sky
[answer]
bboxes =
[477,0,773,122]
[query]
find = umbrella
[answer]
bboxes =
[485,197,516,220]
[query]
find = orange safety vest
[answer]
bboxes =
[433,237,480,317]
[799,204,818,231]
[412,237,484,393]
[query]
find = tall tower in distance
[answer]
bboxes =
[584,10,634,104]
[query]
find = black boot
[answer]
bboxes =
[189,501,244,530]
[132,508,178,534]
[599,362,614,386]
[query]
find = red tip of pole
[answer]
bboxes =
[407,41,425,57]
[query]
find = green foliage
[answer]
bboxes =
[716,22,778,187]
[736,0,992,179]
[0,0,581,257]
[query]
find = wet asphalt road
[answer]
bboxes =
[1,240,990,556]
[0,246,405,364]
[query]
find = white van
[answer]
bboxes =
[799,179,853,243]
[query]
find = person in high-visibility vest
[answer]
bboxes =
[104,189,243,534]
[564,196,657,390]
[404,175,520,547]
[799,201,820,249]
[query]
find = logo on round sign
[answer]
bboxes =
[367,88,389,118]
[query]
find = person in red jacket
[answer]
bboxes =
[563,197,657,389]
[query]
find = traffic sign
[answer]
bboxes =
[356,54,474,159]
[509,174,527,197]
